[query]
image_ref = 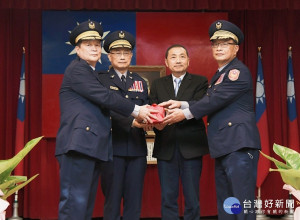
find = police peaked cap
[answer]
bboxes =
[69,20,103,46]
[209,20,244,45]
[103,30,135,53]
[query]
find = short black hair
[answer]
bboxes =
[165,44,189,59]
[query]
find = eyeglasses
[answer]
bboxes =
[211,42,236,48]
[110,51,132,57]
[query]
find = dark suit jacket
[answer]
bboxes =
[149,72,209,160]
[189,58,261,158]
[98,68,148,156]
[55,57,135,161]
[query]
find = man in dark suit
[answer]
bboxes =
[161,21,261,220]
[55,21,157,220]
[99,30,150,220]
[149,44,209,220]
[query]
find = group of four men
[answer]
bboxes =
[55,18,261,220]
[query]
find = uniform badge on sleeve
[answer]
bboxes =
[228,69,240,81]
[128,81,144,92]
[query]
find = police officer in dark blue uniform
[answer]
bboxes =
[99,30,150,220]
[161,20,261,220]
[56,22,157,220]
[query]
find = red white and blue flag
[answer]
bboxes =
[14,50,26,176]
[287,49,300,152]
[255,50,271,188]
[41,11,227,137]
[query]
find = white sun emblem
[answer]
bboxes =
[19,71,25,103]
[256,74,265,104]
[287,73,296,103]
[65,21,110,64]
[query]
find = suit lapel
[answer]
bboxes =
[126,71,134,91]
[176,73,191,99]
[109,68,125,91]
[164,75,176,99]
[81,57,101,83]
[210,70,224,85]
[163,73,192,99]
[210,58,239,85]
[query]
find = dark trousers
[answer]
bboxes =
[215,148,259,220]
[57,151,105,220]
[157,146,202,220]
[102,156,147,220]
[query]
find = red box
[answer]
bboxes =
[147,104,165,123]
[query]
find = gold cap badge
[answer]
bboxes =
[89,22,95,29]
[119,31,125,39]
[216,22,222,30]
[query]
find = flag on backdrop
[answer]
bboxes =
[255,49,271,188]
[41,11,226,137]
[14,49,26,176]
[287,48,300,152]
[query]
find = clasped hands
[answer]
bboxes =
[159,100,186,126]
[134,105,157,131]
[134,100,186,131]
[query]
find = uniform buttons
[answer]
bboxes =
[125,95,129,98]
[207,123,210,126]
[110,117,112,120]
[208,85,212,88]
[136,96,139,99]
[228,122,232,126]
[110,128,113,132]
[206,93,209,96]
[86,126,90,131]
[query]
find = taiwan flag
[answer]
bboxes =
[287,49,300,152]
[14,50,26,176]
[255,50,271,188]
[41,11,227,137]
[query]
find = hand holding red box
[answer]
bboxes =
[146,104,165,124]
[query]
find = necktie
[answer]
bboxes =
[174,78,182,96]
[121,75,126,89]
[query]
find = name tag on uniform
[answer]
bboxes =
[128,81,144,92]
[110,86,119,91]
